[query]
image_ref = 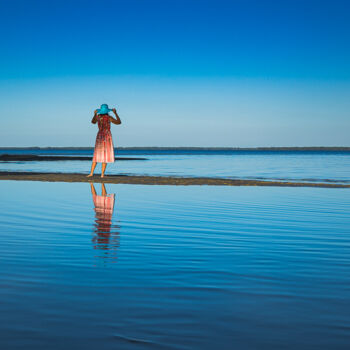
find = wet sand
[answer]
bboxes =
[0,171,349,188]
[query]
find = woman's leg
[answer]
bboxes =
[101,163,107,177]
[101,183,107,196]
[87,162,97,177]
[90,182,97,196]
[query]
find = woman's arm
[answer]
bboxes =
[91,110,98,124]
[110,108,122,125]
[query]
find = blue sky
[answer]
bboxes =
[0,0,349,147]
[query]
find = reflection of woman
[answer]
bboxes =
[87,104,122,178]
[90,183,119,259]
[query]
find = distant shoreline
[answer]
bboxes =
[0,155,147,161]
[1,146,350,151]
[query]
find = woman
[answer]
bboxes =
[87,104,122,178]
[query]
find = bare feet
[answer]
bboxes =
[87,174,93,177]
[101,174,104,178]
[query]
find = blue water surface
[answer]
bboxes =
[0,149,350,184]
[0,181,349,349]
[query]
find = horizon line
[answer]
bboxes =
[1,146,350,151]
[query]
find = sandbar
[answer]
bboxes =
[0,171,349,188]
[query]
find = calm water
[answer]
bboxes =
[0,181,349,349]
[1,149,350,184]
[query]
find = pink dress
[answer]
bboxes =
[92,115,115,163]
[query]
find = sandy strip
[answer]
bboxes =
[0,171,349,188]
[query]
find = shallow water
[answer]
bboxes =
[0,181,349,349]
[1,149,350,184]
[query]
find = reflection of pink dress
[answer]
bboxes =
[93,193,115,233]
[92,192,119,261]
[92,115,115,163]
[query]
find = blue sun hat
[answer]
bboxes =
[97,103,112,115]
